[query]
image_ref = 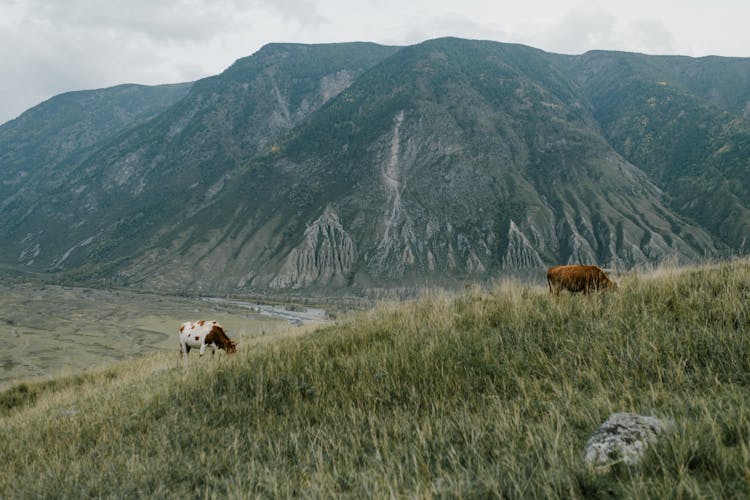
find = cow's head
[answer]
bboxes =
[206,324,238,354]
[225,340,238,354]
[601,275,617,291]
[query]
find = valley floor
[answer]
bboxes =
[0,284,319,388]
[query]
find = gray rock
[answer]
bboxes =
[270,207,356,289]
[584,412,673,468]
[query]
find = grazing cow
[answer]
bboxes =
[179,320,237,367]
[547,265,616,295]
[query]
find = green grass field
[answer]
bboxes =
[1,260,749,497]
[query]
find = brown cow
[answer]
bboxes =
[547,265,616,295]
[179,320,237,367]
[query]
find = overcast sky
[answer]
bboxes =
[1,0,748,125]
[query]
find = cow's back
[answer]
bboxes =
[179,320,214,347]
[547,264,614,294]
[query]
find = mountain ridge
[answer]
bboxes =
[0,38,747,295]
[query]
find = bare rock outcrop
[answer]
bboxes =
[271,207,356,289]
[502,220,544,269]
[584,412,673,468]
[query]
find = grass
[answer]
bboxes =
[1,260,750,497]
[0,284,289,387]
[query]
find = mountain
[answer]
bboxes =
[0,82,192,211]
[0,42,399,282]
[0,38,748,295]
[560,51,750,251]
[0,82,192,168]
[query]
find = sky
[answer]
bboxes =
[1,0,749,125]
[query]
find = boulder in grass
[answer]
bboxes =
[584,412,673,468]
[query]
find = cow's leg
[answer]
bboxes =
[181,341,189,368]
[199,343,207,356]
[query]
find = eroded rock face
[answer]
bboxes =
[271,207,356,289]
[502,220,544,269]
[584,412,673,468]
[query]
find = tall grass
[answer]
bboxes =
[1,260,749,497]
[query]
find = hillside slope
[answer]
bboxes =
[1,260,749,497]
[0,43,398,280]
[0,82,192,174]
[563,51,750,251]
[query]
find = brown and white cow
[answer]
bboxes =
[547,265,616,295]
[179,320,237,367]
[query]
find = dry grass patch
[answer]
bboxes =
[1,259,750,497]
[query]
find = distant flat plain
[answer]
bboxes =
[0,284,295,388]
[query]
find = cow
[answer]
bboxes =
[179,320,237,367]
[547,265,616,295]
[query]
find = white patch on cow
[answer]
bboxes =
[179,320,235,368]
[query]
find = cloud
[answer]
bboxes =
[16,0,327,43]
[393,13,506,46]
[259,0,327,26]
[539,2,619,54]
[20,0,247,42]
[627,19,677,55]
[0,20,173,122]
[531,2,678,55]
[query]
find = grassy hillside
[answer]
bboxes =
[1,260,750,497]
